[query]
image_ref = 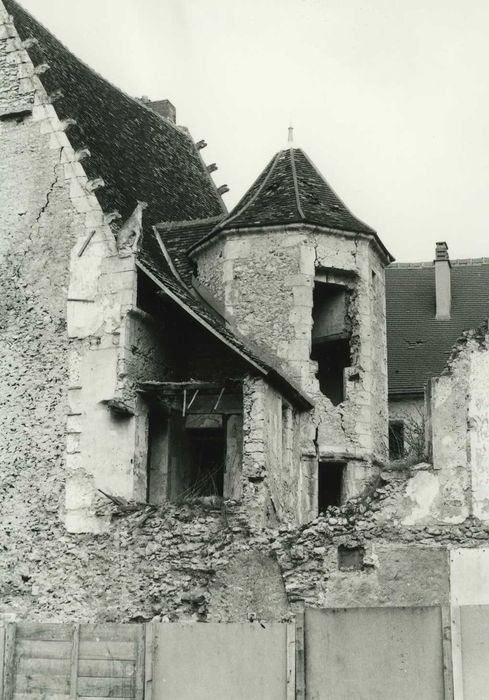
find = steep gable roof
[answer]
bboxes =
[3,0,225,230]
[386,259,489,395]
[2,1,311,410]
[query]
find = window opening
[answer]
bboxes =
[185,427,225,498]
[311,281,351,405]
[389,421,404,460]
[338,545,365,571]
[318,461,345,512]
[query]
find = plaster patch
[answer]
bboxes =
[402,471,439,526]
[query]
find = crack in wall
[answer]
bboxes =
[33,148,63,228]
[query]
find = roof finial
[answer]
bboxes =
[288,124,294,145]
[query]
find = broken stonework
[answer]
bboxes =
[3,471,488,623]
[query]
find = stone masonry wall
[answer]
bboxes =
[0,9,87,576]
[194,226,389,513]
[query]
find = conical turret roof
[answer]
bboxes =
[221,147,375,235]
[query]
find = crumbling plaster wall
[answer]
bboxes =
[0,11,91,558]
[0,9,160,536]
[194,227,389,511]
[377,330,489,528]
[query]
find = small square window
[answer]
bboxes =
[338,545,365,571]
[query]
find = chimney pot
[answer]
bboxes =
[434,241,451,319]
[435,241,449,261]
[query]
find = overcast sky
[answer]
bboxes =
[18,0,489,262]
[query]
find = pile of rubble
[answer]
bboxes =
[3,466,489,623]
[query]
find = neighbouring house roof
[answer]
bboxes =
[386,259,489,395]
[188,147,392,261]
[4,0,312,410]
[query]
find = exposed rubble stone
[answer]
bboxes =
[0,470,484,623]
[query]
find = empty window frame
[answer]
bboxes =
[338,545,365,571]
[389,420,405,460]
[311,282,351,405]
[185,427,225,498]
[146,410,231,504]
[318,461,345,513]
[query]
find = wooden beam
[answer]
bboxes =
[286,621,296,700]
[69,623,80,700]
[144,624,154,700]
[148,393,242,416]
[139,381,240,392]
[295,611,306,700]
[135,625,145,700]
[0,626,5,700]
[441,605,454,700]
[3,623,16,700]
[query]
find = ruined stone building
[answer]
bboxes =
[3,0,489,624]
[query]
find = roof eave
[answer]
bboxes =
[187,220,394,264]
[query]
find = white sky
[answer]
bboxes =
[18,0,489,261]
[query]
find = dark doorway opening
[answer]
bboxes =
[186,428,225,497]
[389,421,405,460]
[318,461,345,512]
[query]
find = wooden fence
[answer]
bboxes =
[0,606,467,699]
[0,623,144,700]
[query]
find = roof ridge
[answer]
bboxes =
[298,148,373,232]
[5,0,192,138]
[389,257,489,269]
[156,215,224,231]
[3,0,226,221]
[289,148,305,220]
[217,151,281,231]
[388,261,433,268]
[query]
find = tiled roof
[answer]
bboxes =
[4,1,311,410]
[222,148,374,233]
[189,147,392,260]
[156,217,224,285]
[386,260,489,395]
[137,229,313,410]
[4,0,224,229]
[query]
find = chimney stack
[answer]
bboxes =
[435,241,451,319]
[147,99,176,124]
[139,97,176,124]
